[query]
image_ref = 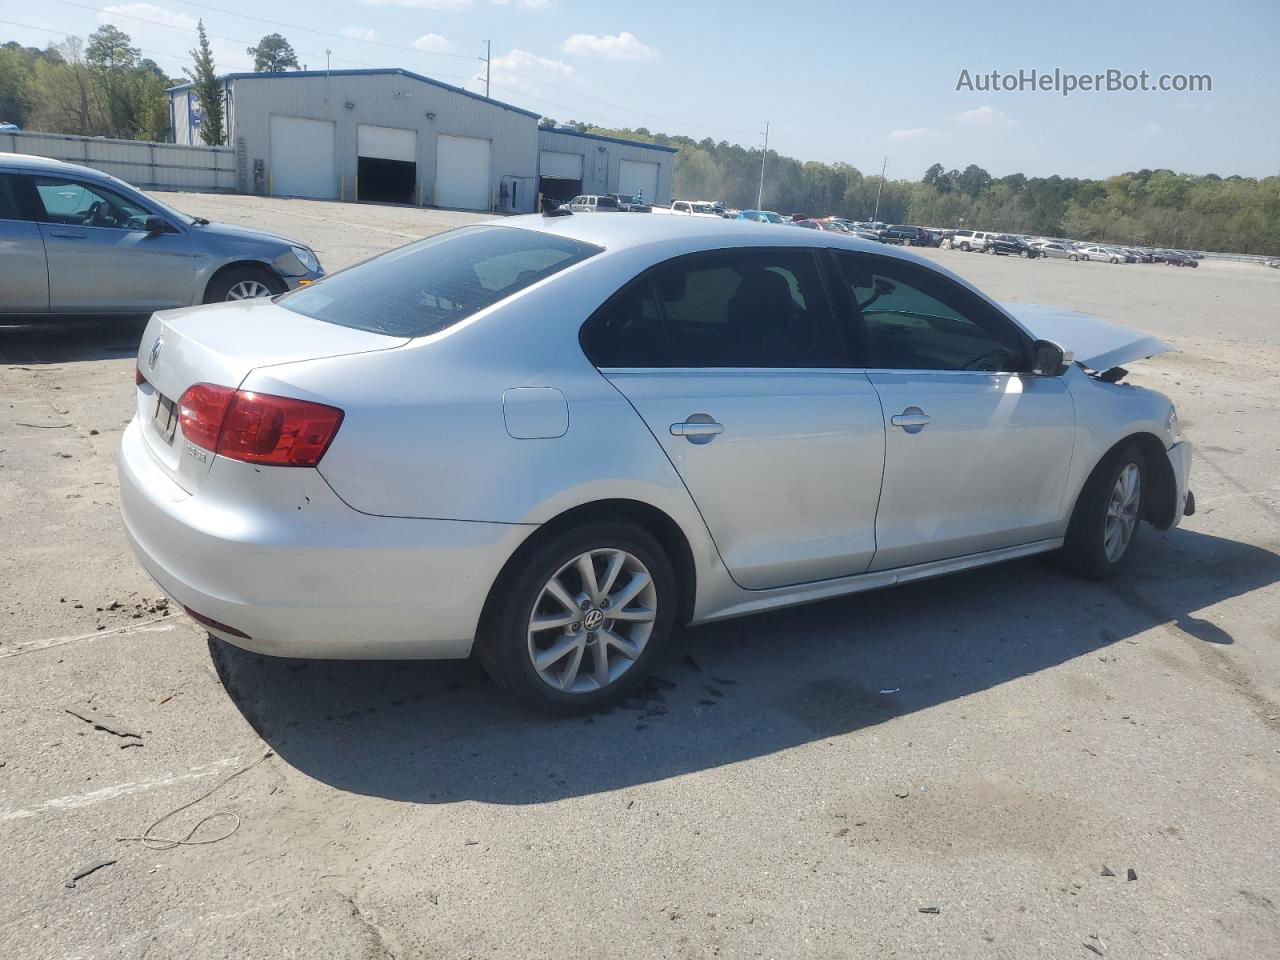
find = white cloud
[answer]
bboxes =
[492,48,572,75]
[99,4,196,31]
[887,127,934,143]
[561,31,660,62]
[1140,122,1161,137]
[361,0,470,9]
[411,33,453,53]
[491,0,551,8]
[342,26,376,41]
[470,47,572,98]
[952,105,1016,129]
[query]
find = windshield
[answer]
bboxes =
[279,225,602,337]
[763,212,786,223]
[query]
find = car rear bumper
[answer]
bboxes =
[117,417,533,659]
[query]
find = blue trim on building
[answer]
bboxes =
[539,127,679,154]
[166,68,541,119]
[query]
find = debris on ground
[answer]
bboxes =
[918,906,941,914]
[65,859,116,889]
[1084,942,1105,956]
[894,790,910,799]
[14,421,71,429]
[64,707,142,741]
[1127,868,1138,881]
[1101,865,1116,877]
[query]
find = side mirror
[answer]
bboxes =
[1032,339,1071,376]
[144,215,167,235]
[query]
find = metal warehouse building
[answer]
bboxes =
[536,128,676,208]
[168,68,540,212]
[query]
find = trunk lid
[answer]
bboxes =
[1002,303,1173,371]
[135,299,407,493]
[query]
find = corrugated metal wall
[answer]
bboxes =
[536,129,675,205]
[0,131,236,192]
[226,73,538,211]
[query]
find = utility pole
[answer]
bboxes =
[484,40,491,98]
[756,121,769,210]
[325,49,331,75]
[872,155,888,221]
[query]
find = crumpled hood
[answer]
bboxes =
[1002,303,1173,370]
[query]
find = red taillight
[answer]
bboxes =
[177,383,343,467]
[178,383,236,452]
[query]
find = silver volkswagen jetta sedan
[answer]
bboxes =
[119,214,1192,714]
[0,154,323,316]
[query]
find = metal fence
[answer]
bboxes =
[0,131,238,193]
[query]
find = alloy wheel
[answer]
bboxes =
[226,279,273,300]
[1103,463,1142,563]
[527,548,657,693]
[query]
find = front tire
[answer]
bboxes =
[476,521,678,715]
[1020,249,1029,258]
[204,266,285,304]
[1059,444,1147,579]
[1070,254,1079,261]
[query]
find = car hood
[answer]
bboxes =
[1001,303,1173,370]
[190,219,304,249]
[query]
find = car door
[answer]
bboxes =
[829,250,1076,571]
[33,176,194,313]
[581,247,886,589]
[0,172,49,314]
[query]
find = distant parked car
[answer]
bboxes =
[655,200,721,217]
[735,209,788,224]
[951,229,995,252]
[881,225,933,247]
[567,195,623,213]
[989,234,1041,258]
[606,193,652,213]
[0,153,323,317]
[1034,241,1081,261]
[1079,245,1127,264]
[1157,250,1199,267]
[1124,248,1154,263]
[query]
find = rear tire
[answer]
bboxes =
[1020,249,1029,258]
[203,266,285,304]
[1058,444,1147,579]
[1070,254,1079,261]
[476,521,678,715]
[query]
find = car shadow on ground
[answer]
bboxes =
[212,527,1276,806]
[0,318,148,365]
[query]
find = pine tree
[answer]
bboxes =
[186,20,223,145]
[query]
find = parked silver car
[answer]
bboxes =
[119,215,1192,714]
[0,154,323,316]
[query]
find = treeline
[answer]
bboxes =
[543,119,1280,255]
[0,26,302,145]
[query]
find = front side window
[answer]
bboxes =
[581,249,844,369]
[33,177,152,230]
[281,225,601,337]
[832,252,1028,372]
[0,173,39,221]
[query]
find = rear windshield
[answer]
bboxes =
[279,225,602,337]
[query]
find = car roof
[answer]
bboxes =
[496,211,938,264]
[0,152,114,182]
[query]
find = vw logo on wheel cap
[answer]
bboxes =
[147,336,163,370]
[583,609,605,631]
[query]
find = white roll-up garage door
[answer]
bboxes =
[618,159,660,203]
[435,135,491,210]
[358,124,417,162]
[269,116,336,199]
[539,150,583,180]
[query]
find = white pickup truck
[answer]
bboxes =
[653,200,723,218]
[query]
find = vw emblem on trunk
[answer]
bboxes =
[148,336,163,370]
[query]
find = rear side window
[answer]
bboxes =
[581,249,845,369]
[280,226,601,337]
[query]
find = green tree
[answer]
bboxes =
[247,34,300,73]
[186,20,224,145]
[0,45,32,124]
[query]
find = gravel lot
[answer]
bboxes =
[2,194,1278,960]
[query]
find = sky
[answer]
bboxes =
[4,0,1278,180]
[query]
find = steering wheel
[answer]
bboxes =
[85,200,117,227]
[961,348,1010,372]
